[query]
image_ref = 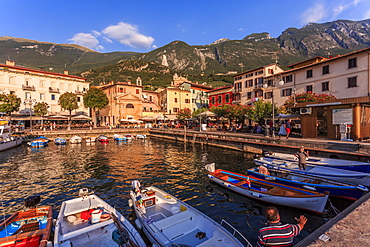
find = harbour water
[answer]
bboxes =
[0,137,354,245]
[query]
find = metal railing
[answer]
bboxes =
[220,219,253,247]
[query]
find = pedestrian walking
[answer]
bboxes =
[285,119,292,139]
[277,122,286,138]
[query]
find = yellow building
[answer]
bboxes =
[159,86,191,120]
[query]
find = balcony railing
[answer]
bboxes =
[49,87,60,93]
[75,90,85,95]
[22,85,36,91]
[232,88,242,94]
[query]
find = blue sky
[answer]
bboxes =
[1,0,370,53]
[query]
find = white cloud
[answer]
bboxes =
[91,30,101,37]
[102,22,154,50]
[300,3,326,24]
[68,33,103,51]
[365,9,370,19]
[102,36,113,43]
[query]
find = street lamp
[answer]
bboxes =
[23,99,37,132]
[263,77,284,137]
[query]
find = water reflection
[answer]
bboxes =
[0,138,349,244]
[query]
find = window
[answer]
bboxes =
[322,81,329,91]
[119,87,124,93]
[51,94,56,100]
[284,75,293,83]
[322,65,329,75]
[77,97,81,102]
[264,92,273,99]
[225,94,230,103]
[348,77,357,88]
[40,93,45,100]
[185,99,190,103]
[247,92,252,99]
[256,90,263,97]
[348,58,357,68]
[218,95,222,104]
[25,92,31,99]
[306,70,313,78]
[282,88,292,96]
[211,96,215,104]
[136,89,139,94]
[174,98,178,103]
[248,79,253,87]
[143,107,147,111]
[244,81,248,88]
[306,85,313,93]
[173,107,179,113]
[126,104,134,108]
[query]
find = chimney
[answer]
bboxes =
[63,70,69,75]
[6,60,15,66]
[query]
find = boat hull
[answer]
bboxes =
[208,169,328,214]
[247,167,367,200]
[0,138,22,151]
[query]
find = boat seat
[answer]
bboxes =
[150,209,197,232]
[59,219,114,242]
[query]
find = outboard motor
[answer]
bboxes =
[24,195,41,208]
[132,180,141,194]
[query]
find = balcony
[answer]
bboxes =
[75,90,85,95]
[232,99,241,104]
[232,88,242,94]
[49,87,60,93]
[22,85,36,91]
[253,83,264,90]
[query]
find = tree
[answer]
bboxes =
[59,92,78,130]
[177,108,191,123]
[246,100,273,125]
[211,104,250,125]
[0,93,21,116]
[83,87,109,128]
[33,102,49,129]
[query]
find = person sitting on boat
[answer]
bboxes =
[294,147,309,170]
[257,206,307,247]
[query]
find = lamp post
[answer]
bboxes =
[263,77,284,138]
[23,99,37,132]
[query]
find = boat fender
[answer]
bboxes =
[135,219,143,229]
[302,185,316,191]
[251,192,262,198]
[265,176,276,181]
[223,182,231,187]
[128,199,133,207]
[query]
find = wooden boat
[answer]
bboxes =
[262,152,370,173]
[54,188,146,247]
[54,137,67,145]
[70,136,82,144]
[97,135,109,142]
[254,156,370,186]
[27,136,49,147]
[0,197,53,247]
[129,180,251,247]
[247,166,368,200]
[205,164,329,214]
[0,119,23,151]
[85,136,96,143]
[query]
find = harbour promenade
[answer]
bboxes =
[25,127,370,246]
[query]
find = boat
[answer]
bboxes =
[54,137,67,145]
[124,134,133,140]
[113,134,126,141]
[254,156,370,187]
[136,134,146,139]
[97,135,109,142]
[129,180,252,247]
[54,188,146,247]
[0,196,53,247]
[261,152,370,173]
[205,163,329,214]
[27,136,49,147]
[85,136,96,143]
[247,166,368,200]
[0,119,23,151]
[70,135,82,144]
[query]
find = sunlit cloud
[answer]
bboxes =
[365,9,370,19]
[102,22,154,50]
[300,3,326,24]
[68,33,103,51]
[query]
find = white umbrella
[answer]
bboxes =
[47,115,69,120]
[197,111,216,117]
[71,115,91,120]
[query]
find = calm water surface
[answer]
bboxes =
[0,137,353,245]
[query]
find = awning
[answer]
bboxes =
[71,115,91,120]
[47,115,69,120]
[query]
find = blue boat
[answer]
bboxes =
[247,166,368,200]
[113,134,126,141]
[54,137,66,145]
[27,136,49,147]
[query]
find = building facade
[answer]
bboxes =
[208,85,233,108]
[159,86,192,120]
[0,60,89,118]
[180,82,211,112]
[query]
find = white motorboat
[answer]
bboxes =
[254,156,370,186]
[0,119,23,151]
[85,136,96,143]
[54,188,146,247]
[70,136,82,144]
[129,181,252,247]
[262,152,370,173]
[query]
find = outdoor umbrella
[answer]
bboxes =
[71,115,92,120]
[197,111,216,117]
[47,115,69,120]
